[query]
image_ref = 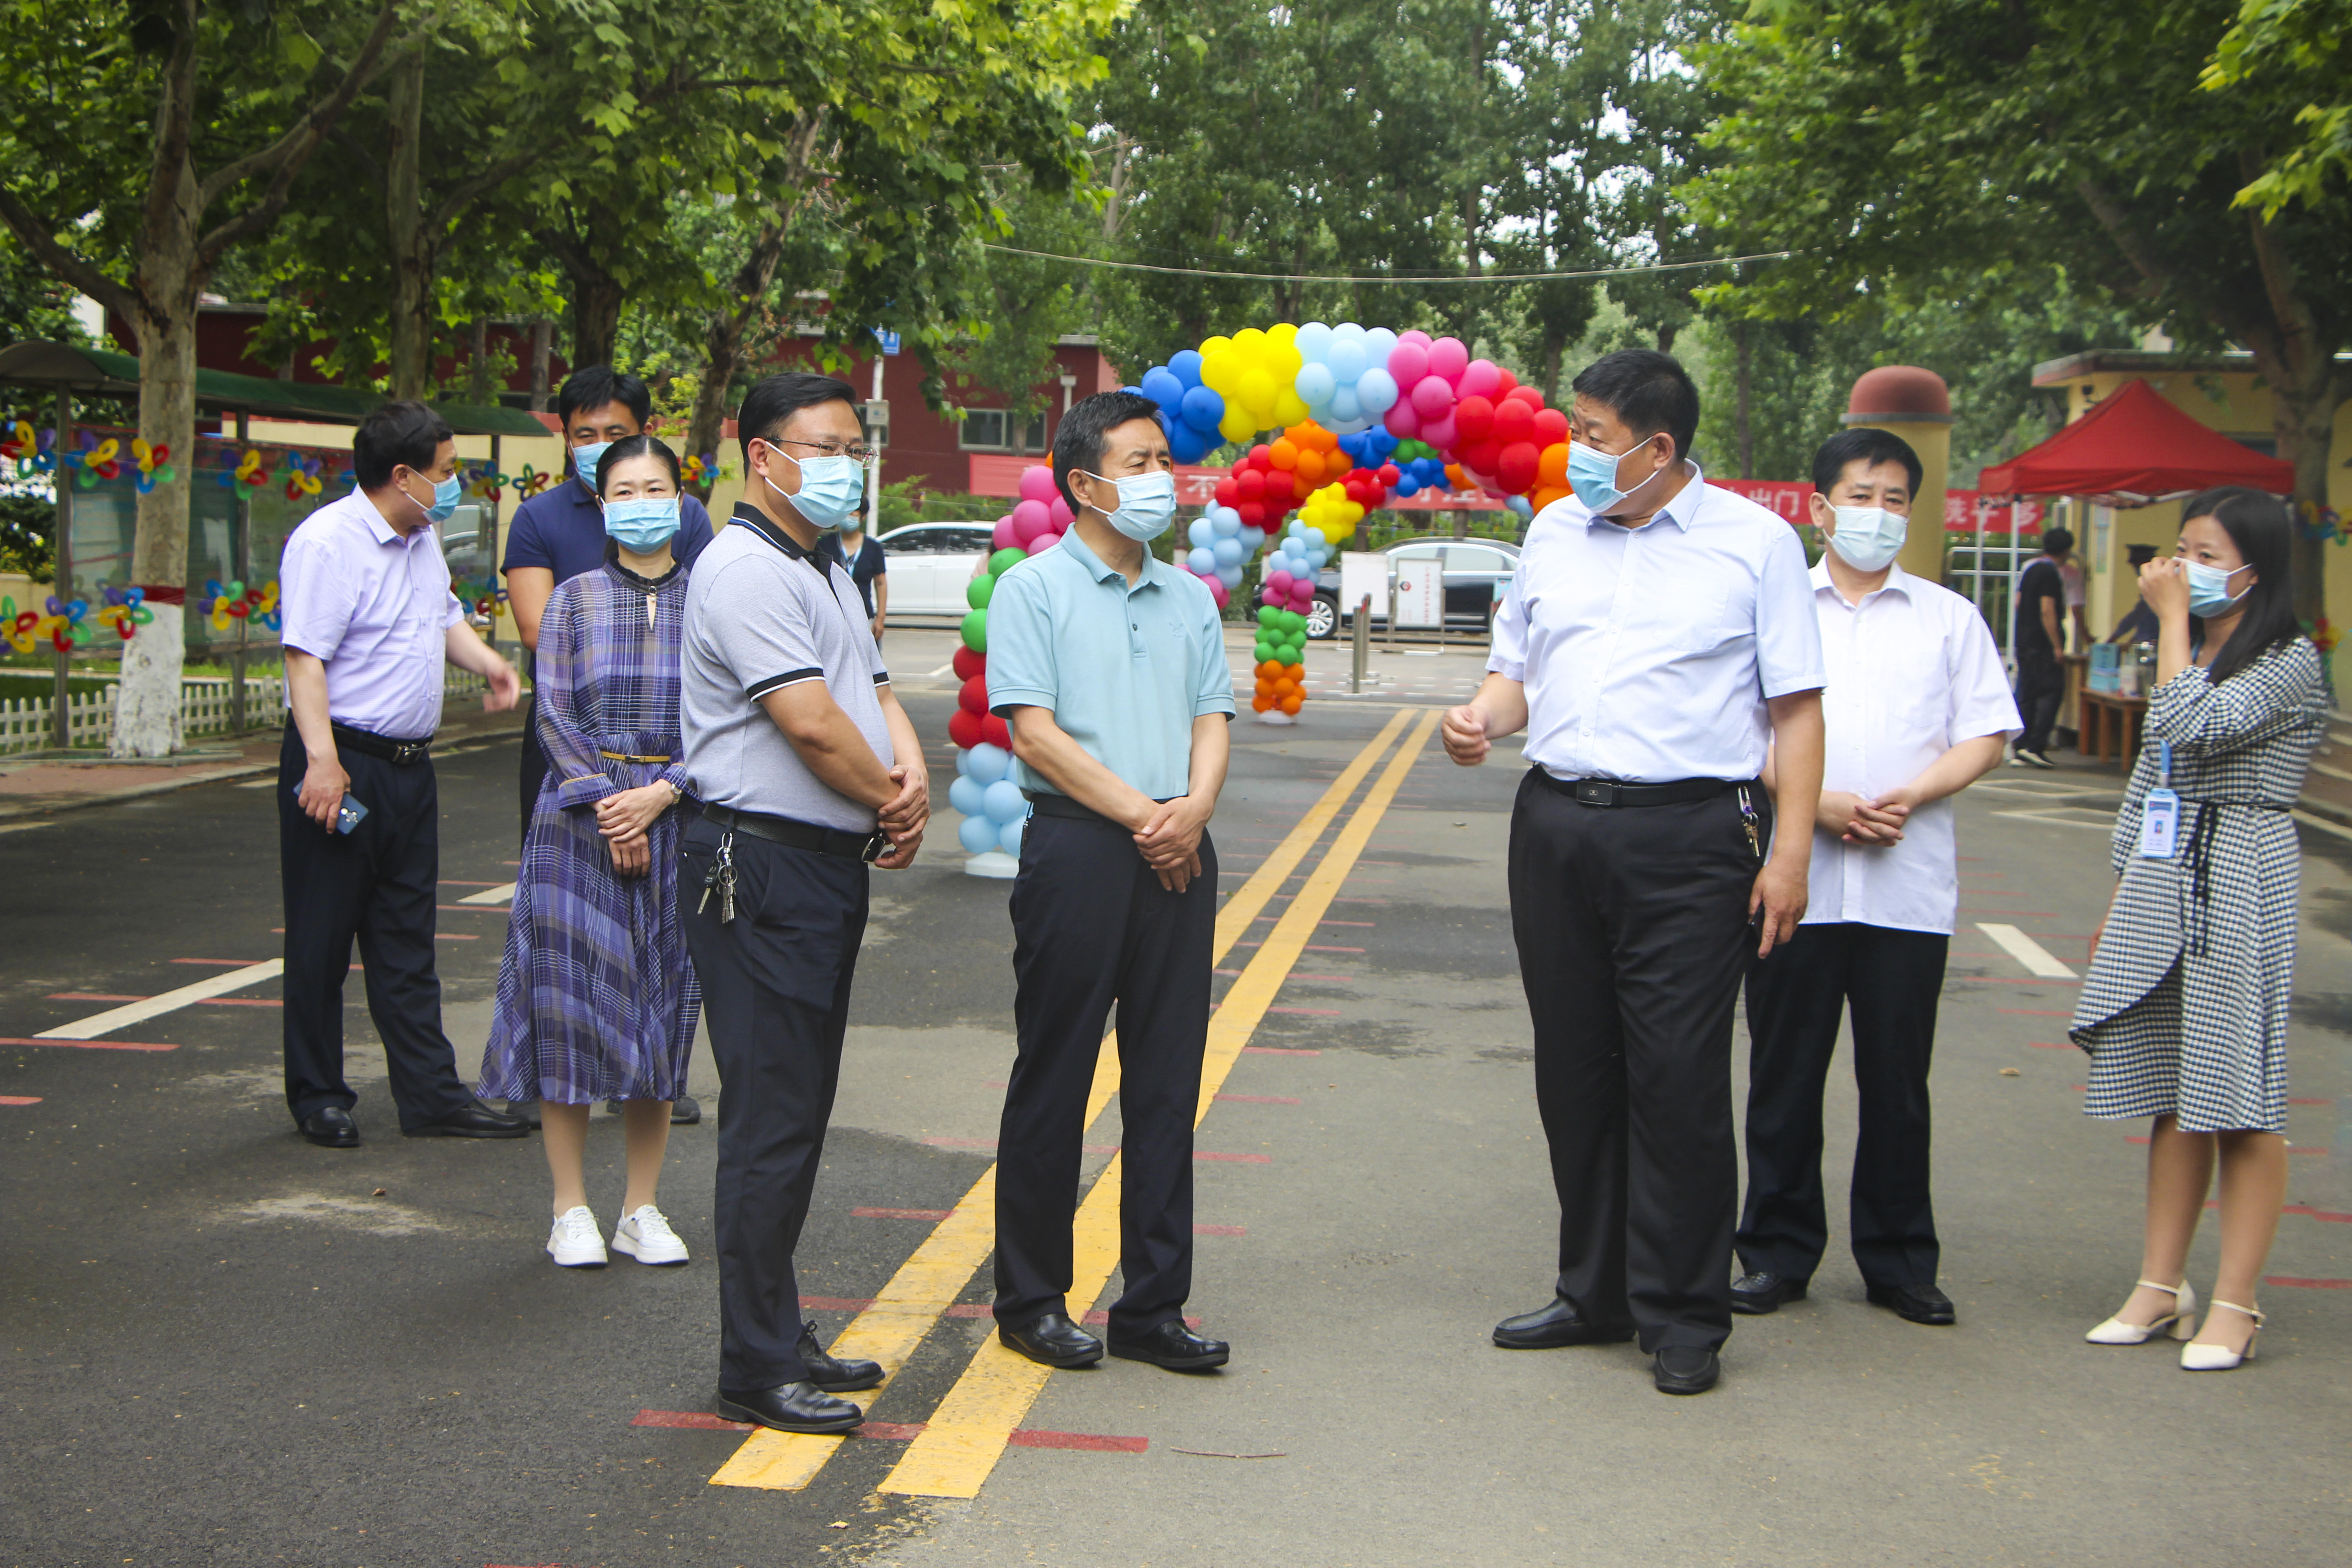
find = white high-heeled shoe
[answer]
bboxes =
[2180,1299,2262,1371]
[2085,1278,2199,1344]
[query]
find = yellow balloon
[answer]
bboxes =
[1218,407,1257,444]
[1272,390,1311,427]
[1199,334,1233,358]
[1235,368,1279,417]
[1269,322,1298,348]
[1199,349,1240,395]
[1232,327,1268,354]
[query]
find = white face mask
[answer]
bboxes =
[1826,505,1907,572]
[1083,469,1179,541]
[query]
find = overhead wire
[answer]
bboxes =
[974,245,1795,285]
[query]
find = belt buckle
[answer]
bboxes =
[1573,780,1617,807]
[861,832,888,864]
[394,741,422,764]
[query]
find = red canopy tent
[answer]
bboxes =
[1979,378,2293,501]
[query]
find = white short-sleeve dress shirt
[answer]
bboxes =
[278,490,466,740]
[1804,560,2023,933]
[1489,467,1826,784]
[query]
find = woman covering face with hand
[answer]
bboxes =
[479,435,704,1271]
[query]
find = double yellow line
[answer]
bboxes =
[711,707,1435,1495]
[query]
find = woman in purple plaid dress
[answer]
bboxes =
[481,436,702,1269]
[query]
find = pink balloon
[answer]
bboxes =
[1383,399,1422,439]
[1427,336,1469,383]
[1017,466,1058,505]
[1397,329,1433,349]
[1267,568,1294,594]
[992,515,1020,550]
[1010,499,1050,542]
[1420,412,1459,452]
[1290,584,1315,607]
[1387,341,1430,387]
[1048,496,1074,529]
[1458,358,1501,399]
[1207,576,1230,607]
[1261,584,1285,608]
[1026,530,1061,555]
[1410,376,1456,419]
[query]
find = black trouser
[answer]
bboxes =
[278,725,474,1131]
[1738,922,1948,1289]
[679,819,867,1393]
[518,692,548,844]
[994,813,1217,1338]
[2016,649,2063,754]
[1507,769,1763,1353]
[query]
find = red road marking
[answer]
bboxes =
[0,1096,40,1105]
[2265,1276,2352,1289]
[1243,1045,1319,1056]
[633,1410,750,1431]
[1216,1093,1300,1105]
[1269,1006,1341,1016]
[1194,1224,1247,1236]
[2284,1205,2352,1223]
[2127,1136,2150,1144]
[2291,1097,2334,1106]
[800,1296,872,1311]
[2028,1041,2072,1050]
[1318,920,1376,927]
[1009,1430,1147,1454]
[1288,974,1353,982]
[1959,977,2082,985]
[853,1207,952,1220]
[435,934,479,941]
[1195,1151,1272,1163]
[0,1037,177,1052]
[171,958,263,966]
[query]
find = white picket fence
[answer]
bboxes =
[0,664,502,755]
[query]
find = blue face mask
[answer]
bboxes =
[759,440,865,531]
[572,440,612,490]
[403,470,462,524]
[1083,469,1179,541]
[2185,559,2253,618]
[1565,436,1662,514]
[603,496,681,553]
[1827,505,1907,572]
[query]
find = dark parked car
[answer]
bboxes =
[1307,537,1520,639]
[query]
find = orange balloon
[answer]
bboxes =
[1279,691,1304,715]
[1445,463,1468,489]
[1253,693,1274,712]
[1536,442,1570,486]
[1268,438,1299,470]
[1308,423,1338,452]
[1530,484,1571,514]
[1292,472,1314,501]
[1294,449,1326,484]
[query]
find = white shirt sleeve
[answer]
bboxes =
[1487,550,1530,683]
[1947,598,2025,743]
[1753,521,1827,699]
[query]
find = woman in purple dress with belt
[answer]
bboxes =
[481,435,701,1269]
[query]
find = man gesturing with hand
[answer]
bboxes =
[1447,350,1825,1397]
[983,391,1236,1377]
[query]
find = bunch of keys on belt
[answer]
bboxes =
[1736,785,1763,859]
[697,831,738,923]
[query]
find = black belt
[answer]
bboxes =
[701,802,888,863]
[1532,769,1741,808]
[1023,789,1177,826]
[325,721,432,765]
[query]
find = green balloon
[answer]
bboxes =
[1256,605,1279,628]
[1280,609,1305,634]
[966,574,995,611]
[960,608,988,652]
[989,548,1027,577]
[1253,642,1275,664]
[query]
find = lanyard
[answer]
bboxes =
[2158,739,2171,790]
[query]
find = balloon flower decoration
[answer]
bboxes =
[132,439,177,494]
[1,419,56,476]
[942,466,1068,877]
[56,432,122,488]
[3,588,152,653]
[201,578,282,634]
[217,447,274,500]
[283,452,325,501]
[680,452,725,488]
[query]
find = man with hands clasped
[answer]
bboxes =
[1443,350,1825,1396]
[983,391,1237,1375]
[1729,430,2019,1329]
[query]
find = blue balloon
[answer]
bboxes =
[1166,423,1213,465]
[966,741,1011,785]
[1216,563,1244,589]
[1210,507,1241,538]
[1306,548,1328,569]
[1187,545,1216,573]
[949,774,986,816]
[982,779,1027,823]
[1305,527,1327,548]
[1237,525,1265,552]
[1362,327,1399,365]
[998,817,1025,857]
[1326,339,1368,383]
[1294,362,1337,408]
[1357,367,1400,414]
[1180,385,1225,433]
[1506,494,1535,518]
[1140,366,1186,411]
[1294,321,1334,363]
[1213,536,1243,566]
[1168,349,1204,388]
[1187,517,1215,549]
[953,745,973,778]
[1394,475,1421,498]
[1328,385,1362,423]
[957,814,999,854]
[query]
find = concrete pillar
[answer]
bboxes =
[1842,366,1952,583]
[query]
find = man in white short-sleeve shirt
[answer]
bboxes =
[1730,430,2019,1331]
[1442,349,1826,1397]
[676,372,926,1439]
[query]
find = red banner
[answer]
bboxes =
[1708,478,1813,525]
[1944,490,2044,534]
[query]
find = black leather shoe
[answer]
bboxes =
[1730,1271,1808,1315]
[714,1381,864,1434]
[298,1106,359,1148]
[798,1320,883,1392]
[503,1099,542,1129]
[671,1095,701,1126]
[998,1311,1104,1368]
[1108,1320,1230,1372]
[1866,1282,1956,1325]
[1493,1289,1636,1349]
[1653,1346,1720,1395]
[402,1100,529,1138]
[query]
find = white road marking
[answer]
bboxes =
[456,882,517,905]
[925,663,957,678]
[0,820,57,834]
[1975,922,2076,979]
[36,960,284,1039]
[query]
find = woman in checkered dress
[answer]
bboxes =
[2072,488,2325,1371]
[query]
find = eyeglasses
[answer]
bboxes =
[769,436,878,465]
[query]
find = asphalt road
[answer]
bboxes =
[4,627,2348,1567]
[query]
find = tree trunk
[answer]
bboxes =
[113,294,200,758]
[1541,335,1563,407]
[384,49,433,401]
[529,318,554,411]
[2262,360,2344,628]
[1734,321,1755,480]
[465,317,493,404]
[570,273,623,370]
[686,218,799,501]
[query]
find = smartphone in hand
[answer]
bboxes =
[291,785,370,834]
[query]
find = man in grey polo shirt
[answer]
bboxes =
[677,372,927,1435]
[984,390,1236,1375]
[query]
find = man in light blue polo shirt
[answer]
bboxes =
[984,390,1236,1375]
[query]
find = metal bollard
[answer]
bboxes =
[1351,595,1370,694]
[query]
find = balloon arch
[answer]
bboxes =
[947,321,1572,874]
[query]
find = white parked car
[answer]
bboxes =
[875,522,996,616]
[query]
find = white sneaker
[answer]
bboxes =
[612,1204,690,1266]
[547,1205,608,1268]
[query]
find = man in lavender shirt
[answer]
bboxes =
[277,401,526,1149]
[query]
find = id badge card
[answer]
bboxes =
[2139,787,2180,859]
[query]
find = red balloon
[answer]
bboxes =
[948,709,985,750]
[1496,441,1542,494]
[1531,408,1570,447]
[1236,469,1266,501]
[981,713,1012,750]
[1215,479,1240,508]
[1238,500,1267,529]
[1376,462,1402,486]
[952,646,986,681]
[1453,395,1496,442]
[1460,436,1504,476]
[1247,445,1274,470]
[1504,384,1546,409]
[1494,367,1519,398]
[958,675,990,716]
[1492,397,1536,442]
